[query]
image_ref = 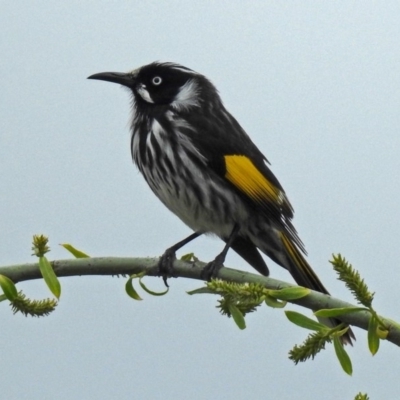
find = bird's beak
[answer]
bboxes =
[87,72,135,88]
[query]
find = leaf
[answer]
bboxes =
[180,252,198,262]
[187,287,214,295]
[268,287,310,300]
[336,326,351,338]
[125,276,143,301]
[333,336,352,375]
[139,277,169,296]
[0,275,18,301]
[285,311,326,331]
[368,316,380,355]
[314,307,367,318]
[0,294,7,302]
[265,295,287,308]
[228,303,246,330]
[60,243,90,258]
[39,257,61,299]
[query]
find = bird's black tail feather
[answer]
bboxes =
[280,233,355,345]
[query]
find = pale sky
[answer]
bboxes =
[1,2,400,399]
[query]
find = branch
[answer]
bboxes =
[0,256,399,346]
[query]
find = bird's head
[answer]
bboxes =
[88,62,219,112]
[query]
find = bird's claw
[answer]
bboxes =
[158,249,177,287]
[200,254,225,281]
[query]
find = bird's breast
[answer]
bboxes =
[130,116,249,236]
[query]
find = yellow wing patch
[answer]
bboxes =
[224,155,282,205]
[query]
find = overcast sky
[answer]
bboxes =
[1,2,400,399]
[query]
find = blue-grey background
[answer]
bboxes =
[1,2,399,399]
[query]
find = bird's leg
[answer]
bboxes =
[158,232,202,286]
[200,224,240,280]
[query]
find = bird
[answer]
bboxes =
[88,62,354,344]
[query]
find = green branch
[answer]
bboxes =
[0,256,399,346]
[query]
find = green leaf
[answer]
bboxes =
[368,316,380,355]
[285,311,326,331]
[336,326,351,338]
[0,275,18,301]
[125,276,143,301]
[139,277,169,296]
[187,287,213,295]
[265,295,287,308]
[333,336,352,375]
[39,257,61,299]
[228,303,246,330]
[268,287,310,300]
[0,294,7,302]
[180,252,198,262]
[314,307,367,318]
[60,243,90,258]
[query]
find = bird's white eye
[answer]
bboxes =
[152,76,162,85]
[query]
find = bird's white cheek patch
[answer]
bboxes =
[137,84,154,103]
[171,79,199,111]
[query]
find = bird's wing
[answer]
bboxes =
[182,107,305,251]
[223,153,294,219]
[185,110,292,217]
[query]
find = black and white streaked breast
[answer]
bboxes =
[130,72,248,237]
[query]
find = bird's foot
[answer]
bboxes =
[200,253,225,281]
[157,248,177,287]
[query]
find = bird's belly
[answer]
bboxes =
[145,171,249,238]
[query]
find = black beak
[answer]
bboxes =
[87,72,135,88]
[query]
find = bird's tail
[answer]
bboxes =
[280,232,355,345]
